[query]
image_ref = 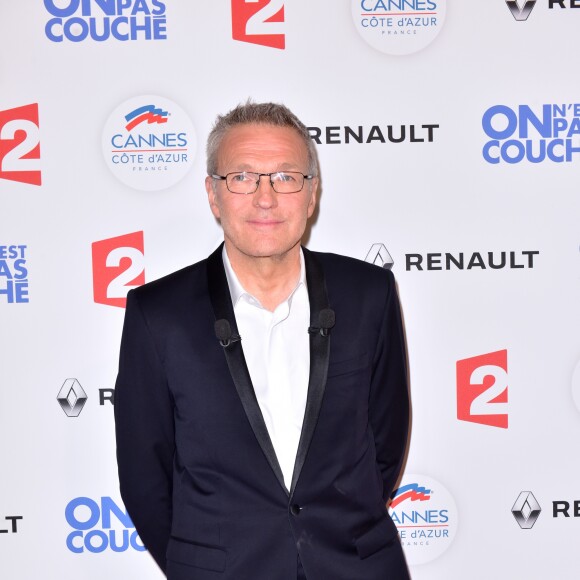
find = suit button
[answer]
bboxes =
[290,504,301,516]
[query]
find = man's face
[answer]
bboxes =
[206,123,318,262]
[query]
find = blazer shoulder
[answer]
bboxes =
[128,256,208,309]
[307,249,395,287]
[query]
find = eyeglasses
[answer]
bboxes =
[211,171,314,195]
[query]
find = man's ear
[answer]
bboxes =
[307,177,319,218]
[206,175,221,219]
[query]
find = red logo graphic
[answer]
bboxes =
[0,103,41,186]
[457,350,508,429]
[390,484,431,509]
[231,0,285,49]
[92,232,145,308]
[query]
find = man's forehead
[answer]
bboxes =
[217,123,308,164]
[222,122,303,142]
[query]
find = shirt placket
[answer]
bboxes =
[266,301,297,487]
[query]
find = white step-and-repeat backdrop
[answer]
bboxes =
[1,2,579,579]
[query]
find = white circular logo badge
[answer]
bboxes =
[572,358,580,414]
[388,474,458,565]
[352,0,446,56]
[102,95,196,191]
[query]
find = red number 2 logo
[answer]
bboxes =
[92,232,145,308]
[0,103,41,186]
[231,0,285,50]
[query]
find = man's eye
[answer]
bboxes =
[231,173,250,182]
[275,173,297,183]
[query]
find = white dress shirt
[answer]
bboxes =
[222,248,310,490]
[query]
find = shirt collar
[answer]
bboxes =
[222,246,307,309]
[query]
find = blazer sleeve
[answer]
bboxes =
[114,289,175,573]
[368,270,410,502]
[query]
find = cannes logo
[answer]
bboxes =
[124,105,168,131]
[390,483,431,509]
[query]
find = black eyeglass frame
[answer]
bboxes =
[211,171,314,194]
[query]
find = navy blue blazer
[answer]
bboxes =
[114,245,410,579]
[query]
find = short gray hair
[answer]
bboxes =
[206,101,318,176]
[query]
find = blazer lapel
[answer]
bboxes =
[206,244,288,496]
[289,247,331,497]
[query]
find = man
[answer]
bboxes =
[115,102,410,579]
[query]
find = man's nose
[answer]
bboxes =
[253,175,278,208]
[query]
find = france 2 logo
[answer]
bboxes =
[456,350,508,429]
[92,232,145,308]
[0,103,41,186]
[231,0,285,49]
